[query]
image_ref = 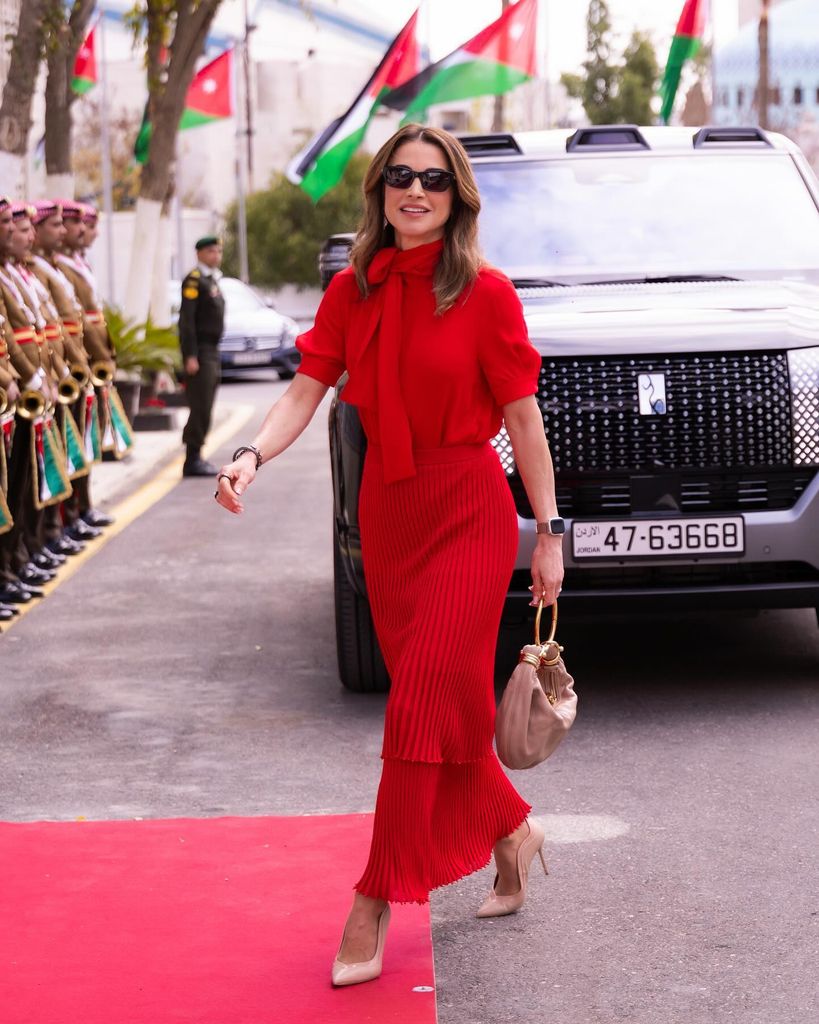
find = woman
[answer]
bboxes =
[215,124,563,987]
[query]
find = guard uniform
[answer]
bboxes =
[179,235,225,476]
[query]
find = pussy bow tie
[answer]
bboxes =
[344,239,444,484]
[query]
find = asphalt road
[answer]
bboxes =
[3,373,818,1024]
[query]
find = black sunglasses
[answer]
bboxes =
[382,164,455,193]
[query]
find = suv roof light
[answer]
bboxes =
[692,125,773,148]
[566,125,650,152]
[458,133,522,157]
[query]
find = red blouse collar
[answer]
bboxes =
[366,238,444,287]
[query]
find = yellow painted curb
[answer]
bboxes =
[2,402,255,634]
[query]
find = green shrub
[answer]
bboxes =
[222,151,369,287]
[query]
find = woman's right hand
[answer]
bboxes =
[214,453,257,515]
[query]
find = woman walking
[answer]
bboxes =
[215,124,563,986]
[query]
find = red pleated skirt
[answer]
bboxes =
[354,442,531,904]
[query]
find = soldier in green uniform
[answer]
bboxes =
[179,236,225,476]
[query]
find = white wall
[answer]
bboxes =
[88,207,217,310]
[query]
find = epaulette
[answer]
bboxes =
[182,272,200,300]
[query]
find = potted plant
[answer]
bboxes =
[105,306,181,423]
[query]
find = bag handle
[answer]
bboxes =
[534,600,563,666]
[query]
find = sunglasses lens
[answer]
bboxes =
[384,166,414,188]
[420,171,452,192]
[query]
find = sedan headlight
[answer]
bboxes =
[788,346,819,466]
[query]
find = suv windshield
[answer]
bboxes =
[474,153,819,284]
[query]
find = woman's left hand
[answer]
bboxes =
[529,535,564,607]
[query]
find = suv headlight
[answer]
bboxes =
[788,347,819,466]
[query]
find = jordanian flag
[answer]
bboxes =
[660,0,708,124]
[381,0,537,123]
[34,420,72,509]
[71,24,97,95]
[135,49,233,164]
[287,9,420,202]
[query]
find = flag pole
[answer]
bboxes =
[98,12,116,302]
[233,42,250,283]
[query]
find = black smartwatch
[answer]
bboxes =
[536,517,566,536]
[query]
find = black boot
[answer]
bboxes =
[183,447,218,477]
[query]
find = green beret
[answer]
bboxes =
[195,235,221,251]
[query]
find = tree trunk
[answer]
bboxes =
[44,0,96,194]
[123,0,222,325]
[0,0,49,196]
[149,193,174,327]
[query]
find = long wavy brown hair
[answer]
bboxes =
[351,124,483,314]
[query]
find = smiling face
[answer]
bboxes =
[383,139,454,251]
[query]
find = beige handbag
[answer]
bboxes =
[495,601,578,770]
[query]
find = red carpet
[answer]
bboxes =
[0,814,437,1024]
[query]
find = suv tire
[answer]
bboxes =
[333,530,391,692]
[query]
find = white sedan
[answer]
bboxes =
[170,276,301,379]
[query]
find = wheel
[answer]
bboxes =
[333,530,390,692]
[277,369,296,381]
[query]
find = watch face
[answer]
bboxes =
[551,518,566,535]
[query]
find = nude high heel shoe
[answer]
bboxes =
[331,904,391,987]
[476,817,548,918]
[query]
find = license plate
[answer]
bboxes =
[572,516,745,559]
[230,350,263,366]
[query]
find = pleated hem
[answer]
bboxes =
[353,802,531,906]
[353,754,532,905]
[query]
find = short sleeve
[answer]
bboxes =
[296,271,349,387]
[476,270,541,407]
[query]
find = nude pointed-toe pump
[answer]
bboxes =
[476,817,548,919]
[331,904,391,987]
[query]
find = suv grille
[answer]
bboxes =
[489,351,813,517]
[537,352,792,473]
[503,468,815,517]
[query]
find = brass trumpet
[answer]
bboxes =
[57,375,81,405]
[70,362,91,388]
[15,389,47,421]
[90,361,115,387]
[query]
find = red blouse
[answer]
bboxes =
[297,239,541,483]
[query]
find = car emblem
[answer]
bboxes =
[637,372,667,415]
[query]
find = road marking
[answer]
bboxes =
[1,402,255,634]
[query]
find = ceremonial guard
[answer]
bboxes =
[56,200,132,474]
[0,208,22,621]
[32,201,100,542]
[0,198,70,603]
[179,236,225,476]
[7,203,79,561]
